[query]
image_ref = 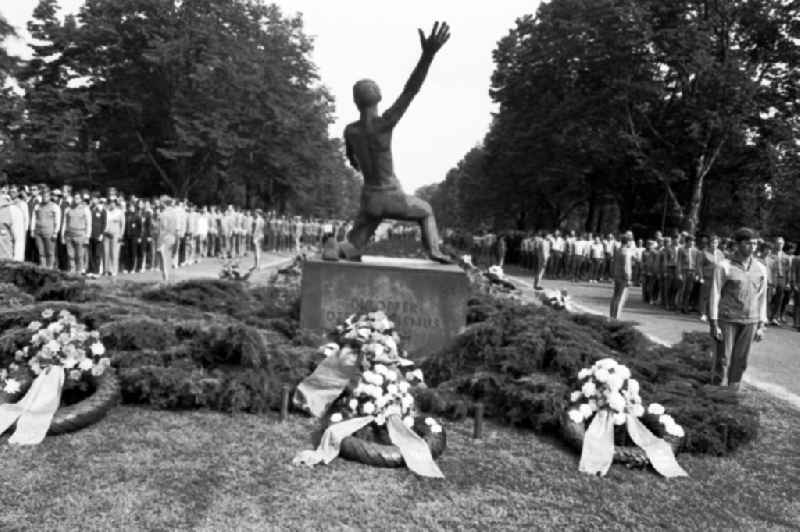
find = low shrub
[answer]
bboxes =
[421,299,759,456]
[0,282,35,306]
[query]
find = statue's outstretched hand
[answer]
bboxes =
[418,21,450,57]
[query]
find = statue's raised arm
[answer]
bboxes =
[382,22,451,127]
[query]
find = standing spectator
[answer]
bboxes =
[676,235,698,313]
[709,228,767,390]
[156,197,180,282]
[11,187,28,261]
[61,193,91,274]
[196,207,209,261]
[0,190,19,260]
[88,196,106,277]
[589,235,604,283]
[767,237,791,326]
[696,235,726,322]
[791,243,800,330]
[103,197,125,276]
[31,189,61,268]
[534,230,551,290]
[641,240,658,303]
[252,209,265,269]
[610,231,635,319]
[140,201,154,272]
[123,200,142,273]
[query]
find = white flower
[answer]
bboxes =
[659,414,675,426]
[595,358,618,370]
[397,381,410,394]
[356,328,371,339]
[68,369,82,381]
[578,403,593,420]
[581,381,597,398]
[424,417,436,426]
[14,350,25,362]
[386,384,398,395]
[41,309,54,319]
[569,391,582,403]
[90,364,106,377]
[78,358,94,372]
[606,373,624,392]
[375,414,386,426]
[384,370,397,382]
[90,342,106,356]
[330,413,343,423]
[400,394,414,410]
[665,423,685,438]
[403,416,415,428]
[577,368,592,380]
[615,365,632,381]
[430,423,442,434]
[461,254,473,266]
[46,340,61,353]
[348,398,359,411]
[3,378,21,394]
[373,364,388,376]
[362,402,376,415]
[612,412,627,426]
[588,399,598,412]
[647,403,665,415]
[375,394,389,408]
[29,361,42,375]
[626,378,640,397]
[47,321,63,334]
[90,331,100,339]
[362,371,383,387]
[62,357,78,369]
[607,392,626,412]
[567,409,584,424]
[629,404,645,418]
[594,368,610,383]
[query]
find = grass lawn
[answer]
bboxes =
[1,387,798,531]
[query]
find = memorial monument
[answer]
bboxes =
[302,22,469,360]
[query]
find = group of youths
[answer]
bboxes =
[0,183,349,281]
[513,229,798,329]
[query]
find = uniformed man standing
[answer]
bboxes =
[0,190,19,261]
[61,193,91,274]
[676,235,698,314]
[31,189,61,268]
[610,231,635,320]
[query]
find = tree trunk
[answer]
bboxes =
[585,188,597,233]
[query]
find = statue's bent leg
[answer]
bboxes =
[399,195,451,264]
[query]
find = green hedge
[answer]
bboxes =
[420,296,759,455]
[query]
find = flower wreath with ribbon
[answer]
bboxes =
[567,357,688,478]
[0,309,111,445]
[292,311,445,478]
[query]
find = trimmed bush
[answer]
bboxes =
[0,282,35,306]
[421,299,759,456]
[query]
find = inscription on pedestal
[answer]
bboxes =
[300,257,469,360]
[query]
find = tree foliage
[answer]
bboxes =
[431,0,800,237]
[2,0,359,216]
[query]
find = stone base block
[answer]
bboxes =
[300,256,470,360]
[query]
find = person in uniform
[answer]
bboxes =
[534,230,551,290]
[103,195,125,276]
[252,209,265,269]
[61,193,91,274]
[31,189,61,268]
[0,190,19,261]
[610,231,635,319]
[676,235,698,314]
[696,235,726,322]
[709,227,767,390]
[767,237,791,326]
[10,187,28,261]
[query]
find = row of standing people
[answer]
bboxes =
[0,184,349,280]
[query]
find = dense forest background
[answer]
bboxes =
[0,0,360,217]
[421,0,800,239]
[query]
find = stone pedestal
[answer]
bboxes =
[300,256,470,360]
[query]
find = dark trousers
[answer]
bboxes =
[769,281,787,321]
[714,322,756,386]
[89,238,104,274]
[124,237,141,272]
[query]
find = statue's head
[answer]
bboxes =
[353,79,382,110]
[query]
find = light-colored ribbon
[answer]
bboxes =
[293,349,360,417]
[293,414,444,478]
[578,410,688,478]
[578,410,615,476]
[0,366,65,445]
[626,416,688,478]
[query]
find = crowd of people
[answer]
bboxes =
[448,228,799,331]
[0,183,351,281]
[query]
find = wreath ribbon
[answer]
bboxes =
[292,414,444,478]
[578,411,688,478]
[0,366,64,445]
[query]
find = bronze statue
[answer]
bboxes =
[327,21,452,264]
